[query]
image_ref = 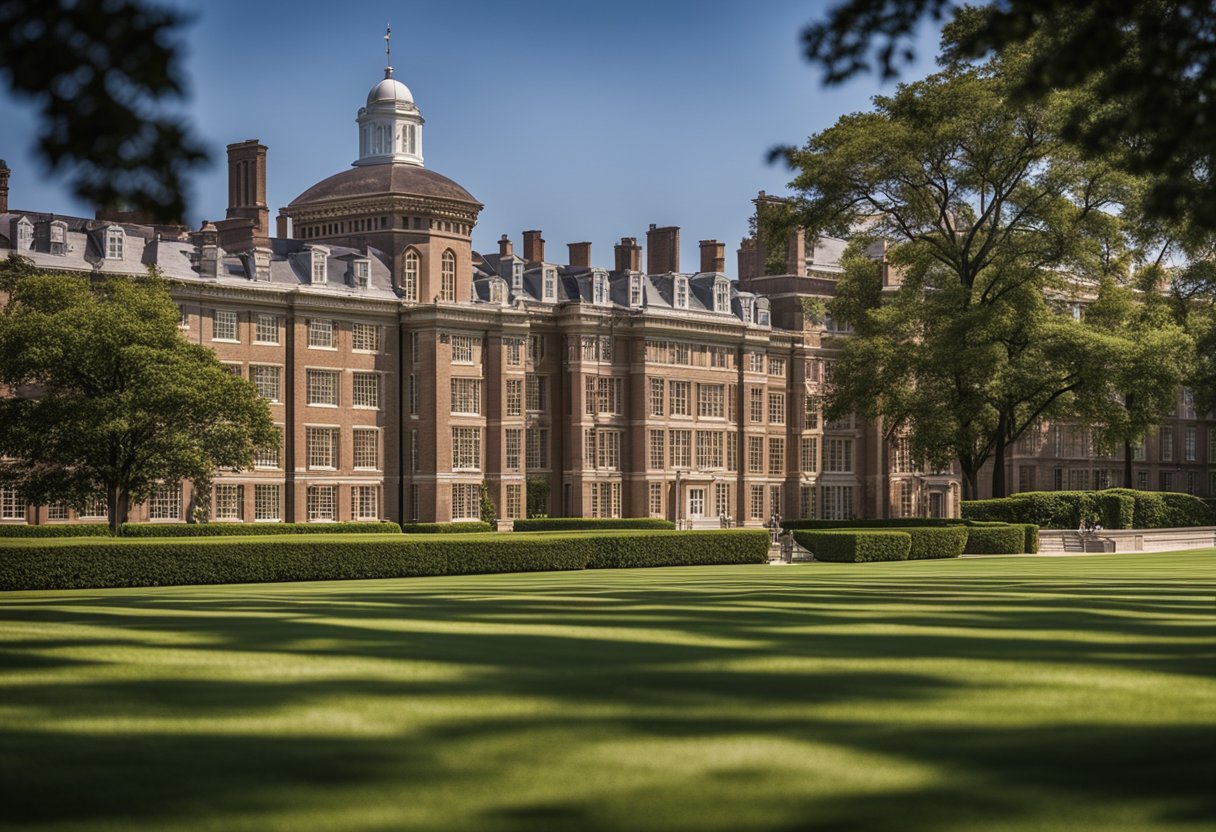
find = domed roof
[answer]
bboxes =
[367,77,413,106]
[289,163,480,207]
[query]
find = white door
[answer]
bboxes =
[688,488,706,518]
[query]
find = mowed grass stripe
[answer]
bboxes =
[0,551,1212,832]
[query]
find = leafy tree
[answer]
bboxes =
[1080,273,1194,486]
[0,257,278,532]
[798,0,1216,231]
[0,0,209,221]
[479,482,497,526]
[777,60,1141,498]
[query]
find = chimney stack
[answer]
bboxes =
[498,234,514,258]
[785,228,806,275]
[225,140,269,243]
[522,229,545,264]
[0,159,9,214]
[646,224,680,274]
[568,241,592,269]
[699,239,726,274]
[275,213,290,239]
[614,236,641,272]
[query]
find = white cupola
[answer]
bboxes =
[354,25,424,167]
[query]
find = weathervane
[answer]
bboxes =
[384,24,392,78]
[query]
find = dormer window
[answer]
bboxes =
[16,218,32,250]
[311,250,327,284]
[490,280,504,304]
[49,222,66,256]
[512,262,523,292]
[543,269,557,302]
[593,273,607,305]
[353,260,370,288]
[674,276,688,309]
[106,227,124,260]
[714,280,730,313]
[629,275,642,307]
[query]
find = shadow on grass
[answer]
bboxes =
[1,564,1213,830]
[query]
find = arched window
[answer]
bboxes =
[440,249,456,301]
[403,249,419,302]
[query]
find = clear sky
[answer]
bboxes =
[0,0,941,275]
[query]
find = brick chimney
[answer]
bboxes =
[568,241,591,269]
[699,239,726,273]
[785,228,806,275]
[275,213,290,239]
[0,160,9,214]
[614,237,641,272]
[225,140,269,243]
[498,234,514,258]
[646,224,679,274]
[522,229,545,264]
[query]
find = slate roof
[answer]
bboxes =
[289,163,480,207]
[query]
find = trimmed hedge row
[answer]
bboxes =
[511,518,676,532]
[0,529,770,591]
[962,525,1026,555]
[783,518,961,531]
[0,524,111,538]
[793,530,911,562]
[400,521,493,534]
[905,526,969,560]
[962,488,1216,529]
[120,521,402,537]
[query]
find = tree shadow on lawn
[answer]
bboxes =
[1,571,1214,829]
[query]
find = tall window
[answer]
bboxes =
[251,365,281,403]
[451,335,476,364]
[254,314,279,344]
[505,484,522,519]
[822,486,853,521]
[147,484,180,521]
[1160,426,1175,462]
[631,276,643,307]
[352,323,381,352]
[254,440,281,469]
[727,433,738,471]
[649,430,665,469]
[452,427,482,471]
[748,436,764,473]
[526,375,547,412]
[715,483,731,517]
[352,260,370,288]
[669,381,691,416]
[403,249,419,302]
[308,319,336,349]
[801,437,818,472]
[307,370,340,406]
[750,485,764,520]
[307,485,337,521]
[1185,425,1197,461]
[311,251,327,284]
[596,430,622,470]
[254,484,281,521]
[506,379,522,416]
[714,281,730,311]
[649,378,665,416]
[768,393,785,424]
[669,430,692,468]
[824,438,854,473]
[696,431,724,469]
[213,484,243,521]
[697,384,724,418]
[649,482,663,517]
[749,388,764,423]
[106,228,123,259]
[452,483,480,520]
[526,429,549,469]
[505,429,522,470]
[440,249,456,301]
[213,310,238,342]
[307,427,338,469]
[543,269,557,301]
[450,378,481,414]
[674,277,688,309]
[353,429,379,469]
[351,486,379,520]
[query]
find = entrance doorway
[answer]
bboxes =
[688,487,706,519]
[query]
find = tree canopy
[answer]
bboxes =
[0,0,209,221]
[0,258,278,531]
[774,53,1187,498]
[800,0,1216,231]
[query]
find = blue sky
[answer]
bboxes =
[0,0,941,274]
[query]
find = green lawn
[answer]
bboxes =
[1,552,1213,831]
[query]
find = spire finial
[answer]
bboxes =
[384,24,392,78]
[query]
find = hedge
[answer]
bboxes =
[0,529,770,591]
[792,530,911,563]
[782,518,962,531]
[962,525,1026,555]
[904,526,969,560]
[400,521,494,534]
[512,517,676,532]
[121,522,402,537]
[0,524,111,538]
[962,489,1216,529]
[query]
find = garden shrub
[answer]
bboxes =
[792,530,911,562]
[512,517,676,532]
[963,489,1215,529]
[904,526,968,560]
[782,518,961,531]
[0,530,769,591]
[121,521,402,537]
[400,521,493,534]
[1096,493,1135,530]
[1159,491,1216,527]
[0,524,111,538]
[962,525,1025,555]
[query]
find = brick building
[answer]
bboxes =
[0,62,1204,529]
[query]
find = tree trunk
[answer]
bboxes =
[106,483,120,535]
[960,463,980,502]
[1123,437,1134,488]
[992,418,1009,498]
